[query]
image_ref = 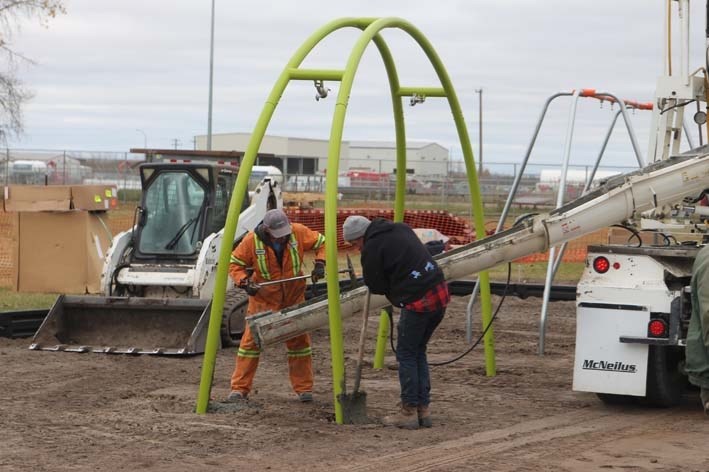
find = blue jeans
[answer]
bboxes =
[396,307,445,407]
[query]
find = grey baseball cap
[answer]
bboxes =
[263,208,292,238]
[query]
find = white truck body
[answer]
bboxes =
[572,245,696,404]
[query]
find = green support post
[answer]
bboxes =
[195,17,496,422]
[373,308,390,369]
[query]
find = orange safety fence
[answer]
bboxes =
[284,208,607,263]
[285,208,476,248]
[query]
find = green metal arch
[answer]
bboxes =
[196,17,494,424]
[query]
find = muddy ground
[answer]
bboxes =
[2,295,709,471]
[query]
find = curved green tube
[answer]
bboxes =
[195,17,368,415]
[195,17,495,423]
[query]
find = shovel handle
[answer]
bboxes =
[352,289,371,395]
[256,274,312,287]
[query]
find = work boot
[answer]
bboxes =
[298,392,313,403]
[701,388,709,416]
[225,391,248,404]
[418,404,432,428]
[382,404,419,430]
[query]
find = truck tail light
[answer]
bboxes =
[648,319,668,338]
[592,256,610,274]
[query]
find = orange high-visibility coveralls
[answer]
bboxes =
[228,222,326,395]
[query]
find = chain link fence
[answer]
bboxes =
[0,149,143,200]
[285,159,637,211]
[0,148,638,210]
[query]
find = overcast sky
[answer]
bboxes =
[7,0,709,170]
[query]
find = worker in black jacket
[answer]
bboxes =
[343,216,450,429]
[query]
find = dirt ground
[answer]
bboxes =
[2,295,709,472]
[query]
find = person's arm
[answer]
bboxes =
[297,223,326,281]
[361,246,389,295]
[298,224,326,261]
[695,257,709,348]
[228,234,254,285]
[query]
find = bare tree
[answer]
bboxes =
[0,1,65,143]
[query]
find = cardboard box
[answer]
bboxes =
[71,185,118,211]
[12,211,112,294]
[3,185,71,212]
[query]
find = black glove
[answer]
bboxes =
[311,260,326,282]
[238,278,260,296]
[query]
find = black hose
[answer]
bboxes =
[429,264,511,367]
[386,263,512,368]
[611,224,642,247]
[109,262,132,296]
[660,99,696,115]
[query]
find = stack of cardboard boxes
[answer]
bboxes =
[4,185,118,294]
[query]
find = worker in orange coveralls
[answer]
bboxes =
[225,208,326,404]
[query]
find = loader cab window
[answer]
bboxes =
[138,170,206,256]
[206,172,249,235]
[208,173,233,234]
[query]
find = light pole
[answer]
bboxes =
[206,0,216,151]
[136,129,147,148]
[475,88,483,176]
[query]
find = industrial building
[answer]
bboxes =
[193,132,449,177]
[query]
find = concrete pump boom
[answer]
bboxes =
[248,147,709,349]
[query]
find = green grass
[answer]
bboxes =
[0,288,59,311]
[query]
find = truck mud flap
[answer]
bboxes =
[29,295,212,355]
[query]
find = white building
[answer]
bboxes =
[193,132,449,177]
[347,141,449,176]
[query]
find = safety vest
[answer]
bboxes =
[253,232,301,280]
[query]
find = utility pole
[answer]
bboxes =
[206,0,216,151]
[475,88,483,176]
[171,139,181,150]
[136,129,147,149]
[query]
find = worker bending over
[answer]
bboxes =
[226,209,325,404]
[343,215,450,429]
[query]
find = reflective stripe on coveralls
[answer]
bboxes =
[230,255,248,267]
[228,222,324,395]
[287,346,312,358]
[237,347,260,358]
[231,325,313,394]
[312,233,325,250]
[254,236,272,280]
[287,234,301,276]
[228,223,326,316]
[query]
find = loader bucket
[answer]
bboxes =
[29,295,212,355]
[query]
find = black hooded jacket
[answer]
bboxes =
[360,218,444,307]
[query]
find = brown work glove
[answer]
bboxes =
[238,278,260,296]
[311,260,325,283]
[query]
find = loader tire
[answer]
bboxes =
[221,289,249,348]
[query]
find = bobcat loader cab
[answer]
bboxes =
[30,161,282,355]
[113,162,250,296]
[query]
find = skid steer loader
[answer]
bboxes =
[30,160,282,355]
